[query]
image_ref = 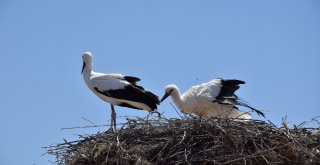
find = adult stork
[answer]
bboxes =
[81,52,160,130]
[160,78,265,119]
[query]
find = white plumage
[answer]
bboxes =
[160,78,265,119]
[81,52,160,130]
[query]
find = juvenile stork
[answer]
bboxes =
[160,79,265,119]
[81,52,160,130]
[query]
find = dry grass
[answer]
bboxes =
[45,116,320,165]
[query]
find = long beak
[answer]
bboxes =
[81,61,86,74]
[160,92,170,102]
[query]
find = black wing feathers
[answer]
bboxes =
[216,79,244,100]
[123,76,141,85]
[94,85,159,111]
[236,100,266,117]
[123,76,144,90]
[215,79,266,117]
[222,79,245,86]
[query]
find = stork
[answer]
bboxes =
[160,78,265,119]
[81,52,160,130]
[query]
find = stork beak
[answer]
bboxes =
[81,61,86,74]
[160,92,170,102]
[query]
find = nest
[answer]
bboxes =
[45,117,320,165]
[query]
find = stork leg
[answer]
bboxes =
[110,104,117,131]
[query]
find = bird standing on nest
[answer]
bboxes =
[81,52,160,130]
[160,78,265,119]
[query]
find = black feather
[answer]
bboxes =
[216,79,245,100]
[214,79,265,117]
[94,85,160,111]
[123,76,144,90]
[123,76,141,85]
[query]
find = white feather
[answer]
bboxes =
[162,79,251,120]
[90,72,129,91]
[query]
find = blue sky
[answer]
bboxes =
[1,0,319,164]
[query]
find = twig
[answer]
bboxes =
[184,148,191,165]
[105,142,113,163]
[44,116,320,165]
[60,124,108,130]
[179,130,187,144]
[170,102,183,119]
[81,117,97,126]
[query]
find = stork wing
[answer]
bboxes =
[91,73,143,90]
[91,75,129,91]
[191,79,222,101]
[216,79,245,100]
[191,79,244,102]
[94,84,160,111]
[123,76,141,85]
[93,73,140,84]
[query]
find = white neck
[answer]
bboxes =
[84,58,93,71]
[170,88,184,111]
[82,60,93,85]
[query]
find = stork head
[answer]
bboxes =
[160,84,179,102]
[81,52,93,74]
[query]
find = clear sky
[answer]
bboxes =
[1,0,319,164]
